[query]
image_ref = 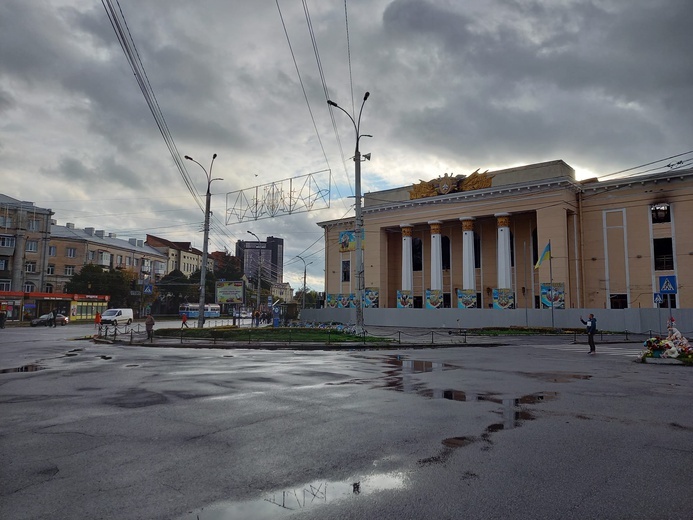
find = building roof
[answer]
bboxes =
[52,224,166,259]
[0,194,53,215]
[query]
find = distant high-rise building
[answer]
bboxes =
[236,236,283,284]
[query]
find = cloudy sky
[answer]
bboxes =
[2,0,691,292]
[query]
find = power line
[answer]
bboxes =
[301,0,353,201]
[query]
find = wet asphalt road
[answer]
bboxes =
[1,323,692,520]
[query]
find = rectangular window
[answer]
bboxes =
[658,294,677,309]
[126,257,131,266]
[413,238,423,272]
[0,259,6,270]
[0,216,13,227]
[49,246,56,256]
[609,294,628,309]
[67,247,76,258]
[65,265,75,276]
[341,260,350,282]
[88,250,95,261]
[25,261,37,273]
[0,280,11,291]
[653,238,673,271]
[0,236,16,247]
[28,219,40,231]
[26,240,38,252]
[47,264,55,275]
[651,203,671,224]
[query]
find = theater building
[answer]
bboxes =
[315,160,692,327]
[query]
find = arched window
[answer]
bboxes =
[45,283,54,293]
[442,236,451,270]
[413,238,422,271]
[23,281,35,292]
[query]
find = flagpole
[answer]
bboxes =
[548,239,554,329]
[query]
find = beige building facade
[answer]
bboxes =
[318,160,692,313]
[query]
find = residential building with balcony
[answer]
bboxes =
[0,194,54,293]
[145,234,213,277]
[48,223,167,293]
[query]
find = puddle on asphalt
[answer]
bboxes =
[99,356,112,360]
[0,364,46,373]
[180,472,407,519]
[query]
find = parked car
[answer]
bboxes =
[31,313,69,327]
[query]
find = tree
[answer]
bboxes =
[65,264,134,307]
[294,289,319,308]
[213,252,243,282]
[189,268,217,304]
[155,269,191,314]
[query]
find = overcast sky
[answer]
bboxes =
[1,0,691,292]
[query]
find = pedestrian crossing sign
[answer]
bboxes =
[658,276,677,294]
[653,293,663,304]
[143,285,153,295]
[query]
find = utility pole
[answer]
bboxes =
[184,154,221,328]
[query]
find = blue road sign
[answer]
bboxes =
[653,293,663,304]
[143,285,153,295]
[659,276,677,294]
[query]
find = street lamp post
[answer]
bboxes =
[327,92,371,334]
[297,255,313,311]
[247,231,262,322]
[184,153,221,329]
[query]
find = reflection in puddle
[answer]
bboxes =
[181,472,407,519]
[0,364,46,373]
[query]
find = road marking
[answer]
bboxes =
[529,344,642,358]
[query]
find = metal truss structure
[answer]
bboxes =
[225,169,331,225]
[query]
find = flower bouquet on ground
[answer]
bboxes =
[640,337,693,364]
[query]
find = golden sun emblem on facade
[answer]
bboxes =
[409,169,494,200]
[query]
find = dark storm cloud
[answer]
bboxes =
[373,0,693,171]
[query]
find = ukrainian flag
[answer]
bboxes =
[535,241,551,269]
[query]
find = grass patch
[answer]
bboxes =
[156,326,388,343]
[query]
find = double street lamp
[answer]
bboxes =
[184,153,221,329]
[327,92,371,334]
[297,255,313,310]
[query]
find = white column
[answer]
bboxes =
[400,224,414,291]
[460,217,475,290]
[495,213,512,289]
[428,221,443,291]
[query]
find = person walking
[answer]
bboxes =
[50,308,58,328]
[580,313,597,354]
[181,313,189,329]
[0,310,6,329]
[145,314,155,340]
[94,311,101,330]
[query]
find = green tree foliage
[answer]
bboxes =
[156,269,192,313]
[214,253,243,282]
[65,264,134,307]
[294,289,319,308]
[189,268,217,304]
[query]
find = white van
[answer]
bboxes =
[100,308,134,326]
